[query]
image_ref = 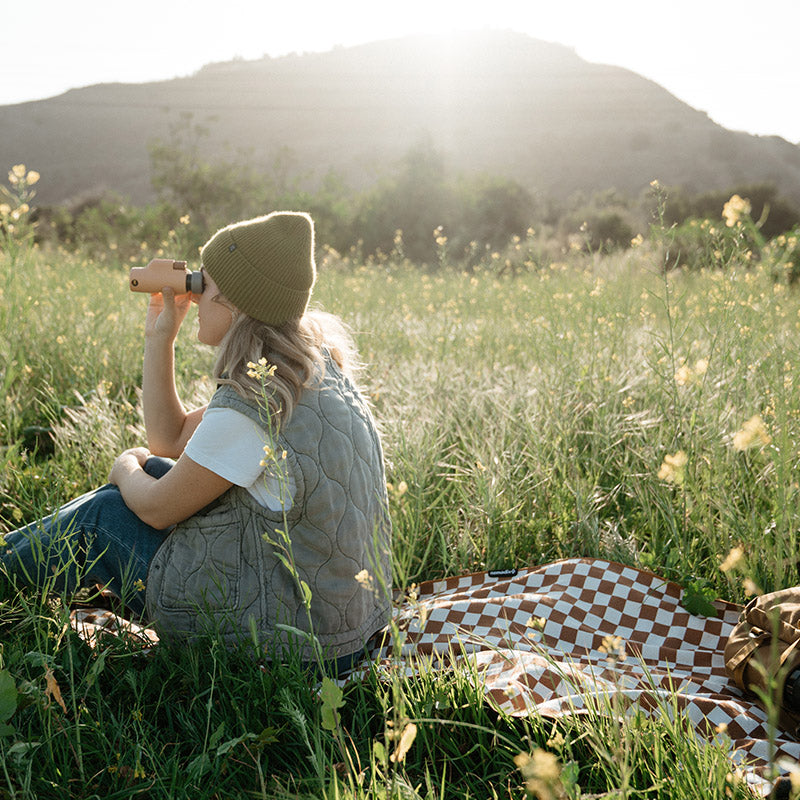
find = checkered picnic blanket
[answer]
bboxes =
[362,558,800,794]
[70,558,800,794]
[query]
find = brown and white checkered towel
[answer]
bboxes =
[362,558,799,794]
[70,558,799,793]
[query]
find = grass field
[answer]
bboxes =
[1,210,798,798]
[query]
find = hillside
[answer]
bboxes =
[2,30,800,207]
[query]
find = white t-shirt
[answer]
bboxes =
[184,406,295,512]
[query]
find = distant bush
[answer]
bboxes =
[663,217,755,271]
[651,192,800,280]
[351,139,537,265]
[38,194,185,261]
[149,115,278,230]
[451,174,537,265]
[761,227,800,283]
[351,139,452,263]
[663,183,799,240]
[559,189,642,253]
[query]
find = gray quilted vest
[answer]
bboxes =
[145,356,392,660]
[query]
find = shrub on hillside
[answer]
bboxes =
[38,195,189,262]
[561,189,642,253]
[352,140,538,266]
[761,227,800,283]
[664,183,799,240]
[450,175,537,267]
[663,217,755,271]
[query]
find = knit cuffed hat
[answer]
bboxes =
[200,211,316,326]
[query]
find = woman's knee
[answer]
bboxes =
[144,457,174,479]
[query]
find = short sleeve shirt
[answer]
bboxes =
[184,406,295,511]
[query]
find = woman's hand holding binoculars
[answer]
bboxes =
[145,288,194,343]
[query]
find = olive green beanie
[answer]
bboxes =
[200,211,316,326]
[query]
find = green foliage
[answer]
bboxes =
[352,139,538,265]
[561,188,640,253]
[147,114,356,259]
[681,579,719,618]
[761,226,800,283]
[353,138,450,263]
[664,182,800,240]
[39,194,185,261]
[0,670,18,736]
[319,677,345,732]
[22,136,800,274]
[664,217,753,271]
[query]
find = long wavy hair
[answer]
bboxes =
[212,308,360,428]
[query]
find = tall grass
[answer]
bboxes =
[0,216,796,797]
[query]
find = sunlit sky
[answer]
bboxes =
[3,0,798,142]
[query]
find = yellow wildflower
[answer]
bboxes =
[722,194,751,227]
[657,451,687,485]
[742,578,759,596]
[389,722,417,763]
[247,358,277,380]
[674,364,692,386]
[354,569,374,590]
[8,164,25,184]
[598,634,626,662]
[26,170,40,185]
[388,480,408,499]
[260,444,274,465]
[719,546,744,573]
[546,732,566,750]
[732,415,771,451]
[514,749,561,798]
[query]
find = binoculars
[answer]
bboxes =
[129,259,205,295]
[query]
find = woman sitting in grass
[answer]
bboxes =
[1,211,392,672]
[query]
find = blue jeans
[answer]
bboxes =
[0,457,174,615]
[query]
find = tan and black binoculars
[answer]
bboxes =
[129,259,204,294]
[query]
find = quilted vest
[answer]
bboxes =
[145,356,392,661]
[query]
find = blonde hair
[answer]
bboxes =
[213,309,360,428]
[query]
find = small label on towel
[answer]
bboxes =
[488,568,518,579]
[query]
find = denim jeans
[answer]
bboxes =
[0,457,174,614]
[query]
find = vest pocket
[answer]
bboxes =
[150,505,243,616]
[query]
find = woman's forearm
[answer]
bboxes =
[142,336,188,457]
[110,448,233,530]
